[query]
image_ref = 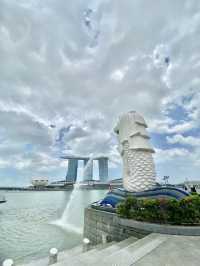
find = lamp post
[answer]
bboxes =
[163,176,170,185]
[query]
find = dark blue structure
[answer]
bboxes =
[92,186,190,211]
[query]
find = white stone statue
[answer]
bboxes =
[114,111,156,192]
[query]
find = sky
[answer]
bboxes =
[0,0,200,186]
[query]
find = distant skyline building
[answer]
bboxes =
[66,159,78,182]
[98,158,108,182]
[61,156,109,182]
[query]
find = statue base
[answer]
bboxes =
[91,186,189,212]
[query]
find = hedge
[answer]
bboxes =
[116,195,200,225]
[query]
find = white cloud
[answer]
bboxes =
[167,134,200,146]
[0,159,11,169]
[110,69,125,81]
[1,0,200,184]
[155,148,190,163]
[150,117,195,134]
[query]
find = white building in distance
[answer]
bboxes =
[31,177,48,187]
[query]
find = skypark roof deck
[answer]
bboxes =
[61,156,109,183]
[61,155,108,160]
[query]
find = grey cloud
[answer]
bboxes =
[1,0,200,183]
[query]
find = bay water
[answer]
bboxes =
[0,189,107,264]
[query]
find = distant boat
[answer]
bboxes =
[0,195,6,204]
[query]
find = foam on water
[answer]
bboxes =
[51,157,94,235]
[52,219,82,235]
[51,183,82,234]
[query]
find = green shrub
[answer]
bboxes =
[116,195,200,225]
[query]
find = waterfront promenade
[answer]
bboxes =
[10,233,200,266]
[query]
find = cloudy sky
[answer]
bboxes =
[0,0,200,186]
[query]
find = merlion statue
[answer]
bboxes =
[95,111,189,210]
[114,111,156,192]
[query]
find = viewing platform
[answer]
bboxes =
[4,233,200,266]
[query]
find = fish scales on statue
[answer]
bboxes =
[114,111,156,192]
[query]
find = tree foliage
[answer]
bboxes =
[116,195,200,225]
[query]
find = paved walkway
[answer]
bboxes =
[20,234,200,266]
[135,235,200,266]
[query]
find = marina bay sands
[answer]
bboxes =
[61,156,109,182]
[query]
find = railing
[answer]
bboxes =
[2,234,109,265]
[2,248,58,266]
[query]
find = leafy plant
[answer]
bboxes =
[116,195,200,225]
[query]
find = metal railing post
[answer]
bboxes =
[2,259,14,266]
[48,247,58,265]
[83,238,90,252]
